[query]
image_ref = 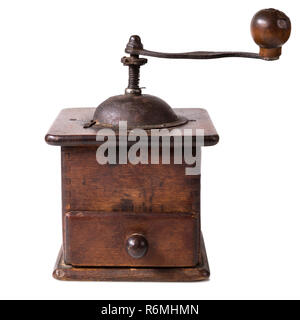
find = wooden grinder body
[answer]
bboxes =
[46,107,218,281]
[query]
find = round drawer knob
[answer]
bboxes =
[126,234,148,259]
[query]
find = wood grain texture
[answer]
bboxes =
[53,233,209,282]
[45,107,219,280]
[61,146,201,268]
[45,108,219,147]
[61,146,200,214]
[65,211,198,267]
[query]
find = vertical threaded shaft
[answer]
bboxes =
[122,54,147,95]
[128,65,140,89]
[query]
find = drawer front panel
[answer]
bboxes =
[64,211,198,267]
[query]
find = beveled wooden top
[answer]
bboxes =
[45,108,219,147]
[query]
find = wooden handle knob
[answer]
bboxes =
[126,234,148,259]
[251,8,291,60]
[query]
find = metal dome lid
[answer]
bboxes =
[90,94,187,130]
[84,35,188,130]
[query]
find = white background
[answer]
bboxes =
[0,0,299,300]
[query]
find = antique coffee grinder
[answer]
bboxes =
[46,9,291,281]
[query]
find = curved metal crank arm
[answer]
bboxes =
[125,48,261,60]
[125,8,291,62]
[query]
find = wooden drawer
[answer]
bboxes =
[64,211,198,267]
